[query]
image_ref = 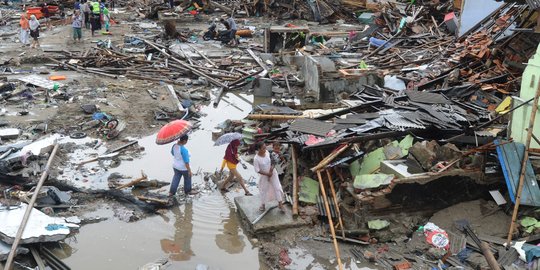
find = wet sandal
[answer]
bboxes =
[245,192,253,196]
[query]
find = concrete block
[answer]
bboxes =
[380,160,413,178]
[409,140,438,170]
[254,78,273,97]
[303,55,321,100]
[0,128,20,139]
[314,56,336,72]
[234,195,311,233]
[282,55,305,67]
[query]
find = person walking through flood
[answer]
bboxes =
[169,135,198,197]
[72,10,83,42]
[219,139,253,196]
[253,142,284,212]
[19,13,30,46]
[29,15,40,49]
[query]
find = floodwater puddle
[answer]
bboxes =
[57,92,272,269]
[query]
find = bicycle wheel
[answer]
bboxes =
[105,119,119,130]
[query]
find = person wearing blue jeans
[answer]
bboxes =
[169,135,198,196]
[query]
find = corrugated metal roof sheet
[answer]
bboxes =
[384,114,426,130]
[289,118,334,136]
[406,90,450,104]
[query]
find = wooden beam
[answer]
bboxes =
[30,247,45,270]
[116,171,148,189]
[291,145,299,217]
[167,84,186,112]
[310,144,349,172]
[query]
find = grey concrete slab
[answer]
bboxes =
[0,240,28,261]
[0,128,20,139]
[254,78,273,97]
[234,195,311,233]
[0,203,78,244]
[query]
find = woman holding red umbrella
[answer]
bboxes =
[169,135,198,196]
[155,120,198,197]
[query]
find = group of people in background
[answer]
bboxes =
[78,0,112,36]
[19,13,40,48]
[18,0,114,47]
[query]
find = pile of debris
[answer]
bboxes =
[213,1,540,269]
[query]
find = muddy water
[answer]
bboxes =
[61,92,271,269]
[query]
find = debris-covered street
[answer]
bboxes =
[1,0,540,269]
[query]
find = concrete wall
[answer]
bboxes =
[510,43,540,149]
[303,55,322,100]
[320,72,381,101]
[300,54,382,102]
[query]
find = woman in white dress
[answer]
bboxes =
[253,142,285,212]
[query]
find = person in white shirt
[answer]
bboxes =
[169,135,198,196]
[253,142,285,212]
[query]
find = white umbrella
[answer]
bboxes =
[214,132,243,146]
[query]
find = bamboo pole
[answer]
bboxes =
[506,83,540,247]
[291,145,299,217]
[316,170,343,270]
[311,144,349,172]
[5,144,59,270]
[326,169,345,238]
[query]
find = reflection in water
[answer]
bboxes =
[160,205,194,261]
[215,208,245,254]
[60,92,263,269]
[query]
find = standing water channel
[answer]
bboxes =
[60,92,268,269]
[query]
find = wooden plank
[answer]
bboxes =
[291,145,299,217]
[167,85,186,112]
[30,247,45,270]
[495,140,540,206]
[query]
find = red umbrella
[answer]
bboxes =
[155,120,193,145]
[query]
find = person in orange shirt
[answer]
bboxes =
[19,13,30,45]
